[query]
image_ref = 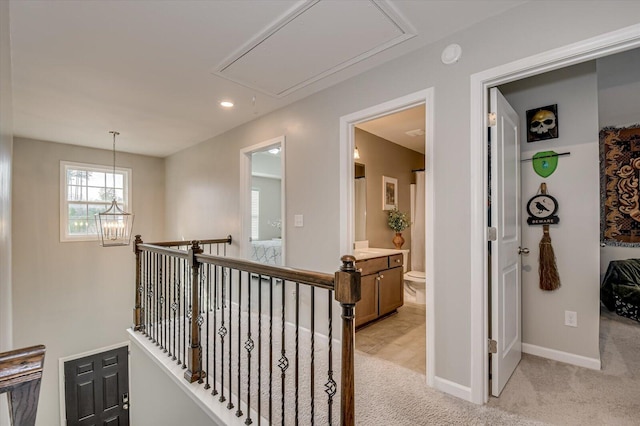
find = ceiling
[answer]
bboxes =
[9,0,526,157]
[356,104,426,154]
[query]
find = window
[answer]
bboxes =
[60,161,132,242]
[251,189,260,241]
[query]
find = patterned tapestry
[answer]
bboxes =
[601,125,640,246]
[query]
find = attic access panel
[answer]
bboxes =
[214,0,415,98]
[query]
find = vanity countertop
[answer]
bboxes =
[353,247,409,261]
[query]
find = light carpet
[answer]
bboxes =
[487,310,640,425]
[354,351,543,425]
[355,310,639,425]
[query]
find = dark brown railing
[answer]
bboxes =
[0,345,46,426]
[133,235,359,426]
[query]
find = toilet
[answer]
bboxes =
[404,269,426,305]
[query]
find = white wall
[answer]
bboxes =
[12,138,165,424]
[597,48,640,273]
[1,0,14,422]
[163,3,640,392]
[129,344,217,426]
[501,61,601,361]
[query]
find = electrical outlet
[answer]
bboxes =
[291,289,297,301]
[565,310,577,327]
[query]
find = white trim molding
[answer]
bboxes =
[339,88,436,387]
[239,136,286,264]
[522,343,601,371]
[470,23,640,404]
[433,376,472,401]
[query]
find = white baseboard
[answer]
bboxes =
[522,343,601,370]
[433,376,472,401]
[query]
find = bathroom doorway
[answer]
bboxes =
[339,88,435,383]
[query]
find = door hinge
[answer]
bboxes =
[488,227,497,241]
[488,112,497,127]
[489,339,497,354]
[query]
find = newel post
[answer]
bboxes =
[334,255,361,426]
[185,240,204,383]
[133,235,143,331]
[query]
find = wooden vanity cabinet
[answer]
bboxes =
[355,254,404,328]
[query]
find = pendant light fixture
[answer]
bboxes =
[95,131,134,246]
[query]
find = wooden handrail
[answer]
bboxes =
[146,235,232,247]
[0,345,46,426]
[194,252,335,290]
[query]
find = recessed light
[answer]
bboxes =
[220,101,234,108]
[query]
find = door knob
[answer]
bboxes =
[518,247,530,255]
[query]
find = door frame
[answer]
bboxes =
[339,87,435,385]
[470,24,640,404]
[239,136,286,264]
[58,341,130,425]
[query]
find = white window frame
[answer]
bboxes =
[60,161,132,242]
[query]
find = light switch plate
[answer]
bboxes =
[294,214,303,227]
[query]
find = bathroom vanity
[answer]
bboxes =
[353,248,406,328]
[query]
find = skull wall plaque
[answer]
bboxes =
[526,104,559,142]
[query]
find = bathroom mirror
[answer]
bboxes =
[354,162,366,241]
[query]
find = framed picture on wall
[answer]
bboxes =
[382,176,397,210]
[526,104,558,142]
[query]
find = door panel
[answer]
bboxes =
[378,267,404,316]
[490,87,522,397]
[355,274,378,327]
[65,346,129,426]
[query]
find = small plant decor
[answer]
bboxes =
[387,208,410,232]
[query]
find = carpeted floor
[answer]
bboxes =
[355,309,640,425]
[487,310,640,425]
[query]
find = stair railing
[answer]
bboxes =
[0,344,46,426]
[132,235,360,425]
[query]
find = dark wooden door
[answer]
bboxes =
[64,346,129,426]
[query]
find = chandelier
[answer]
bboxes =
[95,131,134,246]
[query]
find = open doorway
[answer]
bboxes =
[240,136,285,266]
[339,88,435,384]
[352,105,426,373]
[471,27,640,405]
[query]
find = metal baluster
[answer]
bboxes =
[269,276,273,424]
[310,287,315,425]
[161,254,166,353]
[257,274,262,426]
[204,264,211,390]
[212,265,219,396]
[142,251,148,338]
[245,272,253,425]
[182,257,188,369]
[153,253,160,346]
[227,268,234,410]
[197,263,205,384]
[152,252,157,344]
[325,291,336,426]
[295,282,300,425]
[219,267,227,403]
[170,257,175,360]
[279,280,288,426]
[236,271,243,418]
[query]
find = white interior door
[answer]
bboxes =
[490,87,522,397]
